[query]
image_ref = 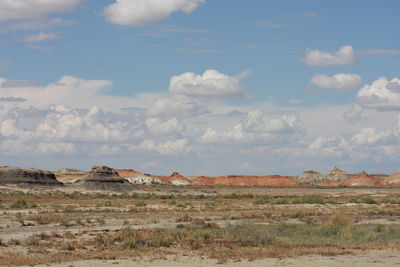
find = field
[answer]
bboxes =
[1,185,400,266]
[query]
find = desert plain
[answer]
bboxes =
[2,165,400,266]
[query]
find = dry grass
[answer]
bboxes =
[3,213,400,265]
[2,188,400,265]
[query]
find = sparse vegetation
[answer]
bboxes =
[2,188,400,265]
[11,199,27,209]
[134,201,146,207]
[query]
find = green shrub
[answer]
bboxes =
[135,201,146,207]
[253,198,267,205]
[103,201,113,207]
[275,198,289,204]
[361,197,378,205]
[11,199,27,209]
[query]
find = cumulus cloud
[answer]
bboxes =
[35,106,133,142]
[202,110,302,144]
[169,69,245,98]
[22,32,58,43]
[343,104,367,123]
[104,0,205,26]
[351,128,390,146]
[134,138,188,155]
[146,95,208,118]
[302,45,357,66]
[305,136,346,158]
[357,77,400,111]
[145,117,185,136]
[0,0,83,22]
[310,73,363,91]
[0,75,163,111]
[38,142,76,155]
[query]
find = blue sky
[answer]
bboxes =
[0,0,400,175]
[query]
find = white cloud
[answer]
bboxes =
[2,71,400,174]
[286,98,303,105]
[302,45,357,66]
[202,110,302,144]
[22,32,58,43]
[343,104,366,123]
[310,73,363,91]
[35,106,133,142]
[0,75,162,111]
[0,119,32,139]
[104,0,205,26]
[134,138,188,155]
[146,95,208,118]
[0,0,83,22]
[145,117,185,136]
[351,128,390,146]
[305,136,346,158]
[169,69,245,98]
[38,142,76,155]
[357,77,400,111]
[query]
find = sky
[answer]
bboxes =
[0,0,400,175]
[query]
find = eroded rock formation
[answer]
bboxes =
[0,166,62,186]
[74,166,135,191]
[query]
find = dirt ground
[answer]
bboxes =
[2,185,400,266]
[22,250,400,267]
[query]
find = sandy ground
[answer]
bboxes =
[24,250,400,267]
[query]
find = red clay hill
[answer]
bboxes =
[192,175,299,186]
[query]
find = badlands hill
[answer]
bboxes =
[192,175,299,186]
[0,166,62,186]
[73,166,135,192]
[2,164,400,189]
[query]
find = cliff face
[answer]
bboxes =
[0,166,62,186]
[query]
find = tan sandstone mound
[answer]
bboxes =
[53,168,89,184]
[297,170,325,184]
[326,167,351,181]
[340,171,383,187]
[74,166,135,191]
[0,166,62,186]
[316,167,351,186]
[192,175,299,186]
